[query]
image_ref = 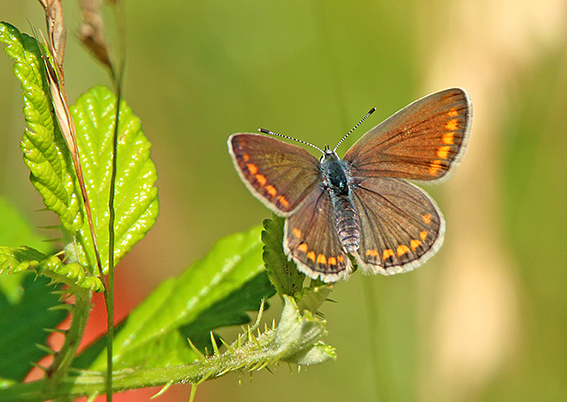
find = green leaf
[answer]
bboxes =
[262,214,305,298]
[261,215,332,314]
[276,296,335,366]
[67,85,159,273]
[25,296,333,399]
[83,225,272,370]
[179,270,276,354]
[74,272,275,370]
[0,22,83,235]
[0,246,104,292]
[178,295,334,379]
[0,197,68,383]
[0,272,67,383]
[0,23,158,274]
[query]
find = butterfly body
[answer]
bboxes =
[320,151,360,254]
[229,88,472,283]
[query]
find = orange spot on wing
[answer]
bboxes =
[265,185,277,197]
[365,249,379,257]
[442,132,454,144]
[382,249,394,260]
[337,255,344,263]
[428,160,442,176]
[278,195,290,208]
[420,230,428,240]
[437,146,451,159]
[307,251,316,262]
[255,174,266,186]
[448,108,458,117]
[397,245,410,256]
[317,254,327,264]
[445,118,459,131]
[422,213,432,224]
[293,228,302,239]
[298,243,308,253]
[243,154,250,162]
[246,163,258,175]
[410,239,422,251]
[328,256,337,266]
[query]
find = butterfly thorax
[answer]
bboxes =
[320,151,360,254]
[321,151,349,195]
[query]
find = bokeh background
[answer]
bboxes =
[2,0,567,401]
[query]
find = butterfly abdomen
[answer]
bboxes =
[321,152,360,254]
[332,195,360,253]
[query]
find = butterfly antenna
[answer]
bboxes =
[333,107,376,152]
[258,128,325,154]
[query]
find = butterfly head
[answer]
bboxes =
[319,145,337,161]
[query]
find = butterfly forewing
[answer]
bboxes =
[344,88,471,182]
[229,133,322,216]
[351,177,445,275]
[284,187,352,282]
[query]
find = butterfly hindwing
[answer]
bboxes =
[228,133,322,216]
[344,88,471,182]
[351,177,445,275]
[283,187,352,282]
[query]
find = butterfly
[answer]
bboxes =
[228,88,472,283]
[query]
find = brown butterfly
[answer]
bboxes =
[228,88,472,282]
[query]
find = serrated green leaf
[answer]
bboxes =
[262,214,305,298]
[175,295,334,379]
[0,274,67,382]
[0,22,83,235]
[1,24,158,274]
[84,225,271,370]
[276,296,335,366]
[0,246,104,292]
[177,295,334,379]
[179,270,275,354]
[64,296,332,396]
[0,197,68,383]
[67,85,159,273]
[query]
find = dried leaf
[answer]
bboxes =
[78,0,113,70]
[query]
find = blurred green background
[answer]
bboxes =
[2,0,567,401]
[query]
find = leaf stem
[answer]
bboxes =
[44,287,92,394]
[0,297,332,401]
